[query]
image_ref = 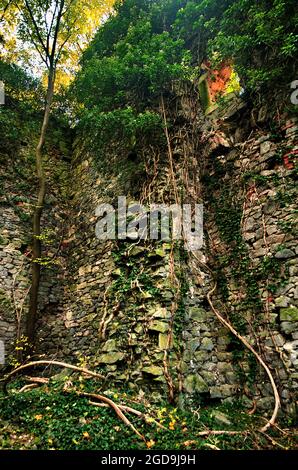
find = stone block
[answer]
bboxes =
[148,320,169,333]
[260,141,271,155]
[102,339,117,352]
[280,307,298,321]
[212,411,232,426]
[158,333,171,349]
[210,385,235,399]
[275,296,289,308]
[201,337,214,351]
[275,249,295,259]
[188,307,208,322]
[97,352,125,364]
[184,374,208,394]
[142,366,163,376]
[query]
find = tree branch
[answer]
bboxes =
[69,390,146,441]
[23,0,49,57]
[49,0,64,64]
[0,360,105,393]
[47,0,59,48]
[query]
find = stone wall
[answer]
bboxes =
[201,108,297,413]
[0,135,69,362]
[0,88,297,416]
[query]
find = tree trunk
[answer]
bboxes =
[26,66,55,345]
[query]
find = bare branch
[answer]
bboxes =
[49,0,64,64]
[70,390,146,441]
[55,29,73,65]
[198,430,244,437]
[27,31,49,67]
[89,400,167,430]
[23,0,49,58]
[0,360,105,393]
[14,4,50,68]
[47,0,59,54]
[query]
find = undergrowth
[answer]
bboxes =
[0,376,297,450]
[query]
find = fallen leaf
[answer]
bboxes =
[146,439,155,449]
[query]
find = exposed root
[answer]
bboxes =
[67,390,146,441]
[89,400,167,430]
[206,282,281,432]
[0,360,104,393]
[198,430,244,436]
[98,285,112,340]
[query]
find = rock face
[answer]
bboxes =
[0,87,297,415]
[202,110,298,414]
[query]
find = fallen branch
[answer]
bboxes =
[0,360,104,393]
[203,443,221,450]
[18,383,38,393]
[66,390,145,441]
[89,400,167,430]
[25,376,50,385]
[198,430,244,437]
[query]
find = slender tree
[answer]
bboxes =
[1,0,113,345]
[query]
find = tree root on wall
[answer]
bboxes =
[191,252,281,432]
[206,281,280,432]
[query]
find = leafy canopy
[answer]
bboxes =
[71,0,192,157]
[0,0,116,87]
[175,0,298,89]
[72,0,297,154]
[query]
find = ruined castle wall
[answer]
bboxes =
[1,92,297,416]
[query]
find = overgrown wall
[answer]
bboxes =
[1,88,297,416]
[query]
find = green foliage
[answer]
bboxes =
[79,107,163,153]
[71,0,191,157]
[1,380,295,450]
[176,0,297,91]
[0,60,40,103]
[70,0,297,155]
[0,59,42,156]
[111,243,161,301]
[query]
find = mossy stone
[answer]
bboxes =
[280,307,298,322]
[184,374,208,394]
[97,352,125,364]
[188,307,207,322]
[142,366,163,376]
[148,320,169,333]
